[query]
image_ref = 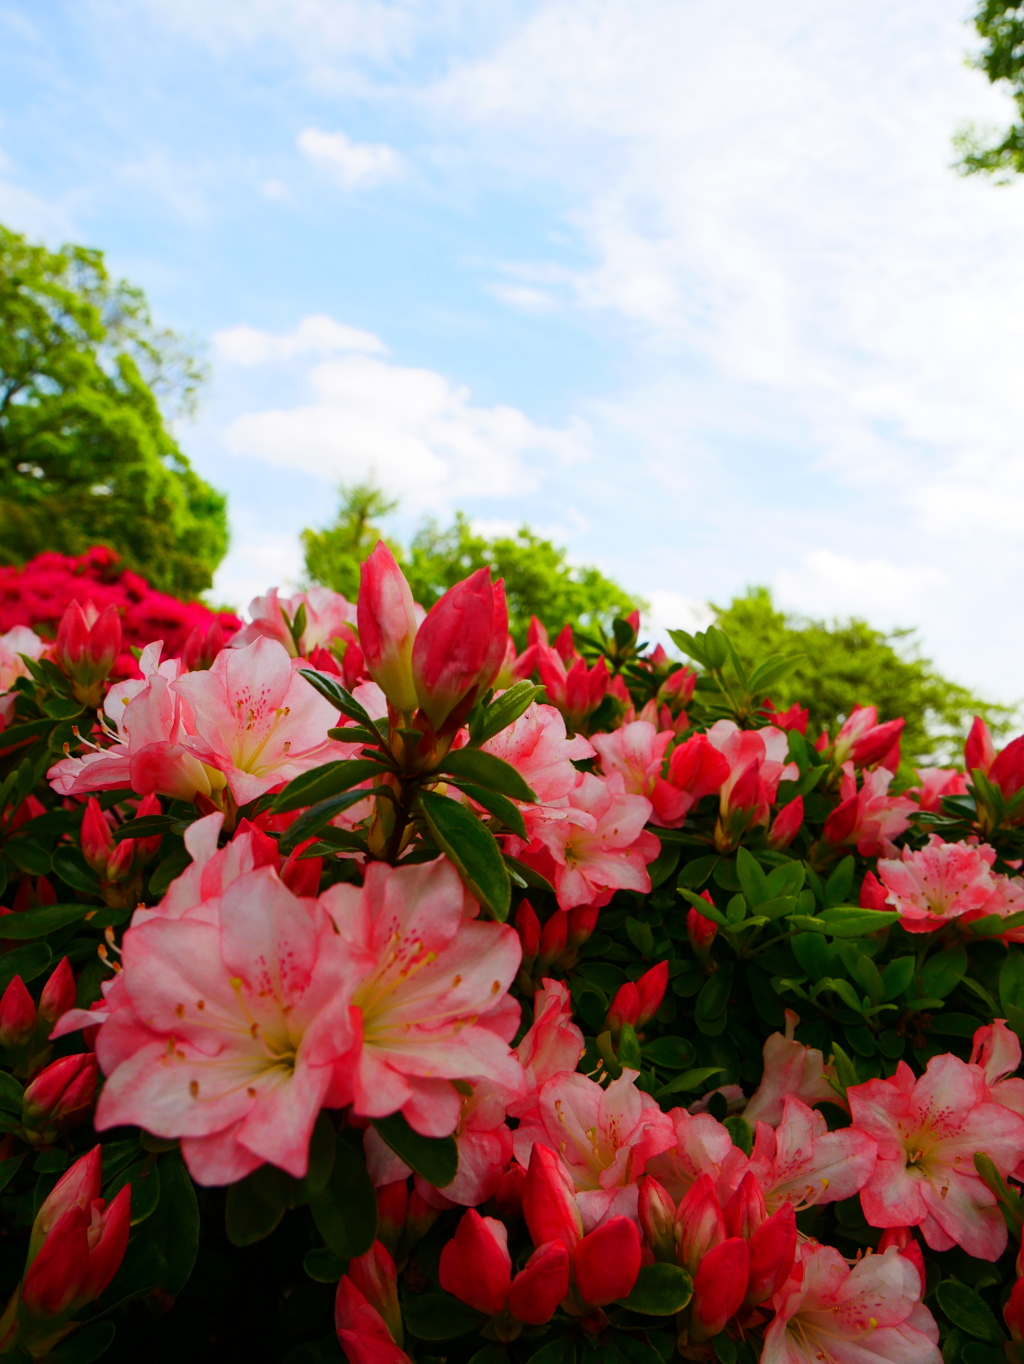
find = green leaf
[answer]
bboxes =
[881,957,915,1001]
[618,1023,643,1069]
[696,964,733,1020]
[405,1292,487,1340]
[0,1071,24,1115]
[225,1168,288,1246]
[111,814,181,842]
[616,1263,693,1316]
[150,1152,200,1296]
[304,1247,347,1283]
[0,943,51,992]
[309,1137,377,1260]
[4,836,52,876]
[667,629,707,666]
[439,749,536,802]
[679,886,730,928]
[677,855,718,889]
[654,1067,724,1098]
[711,1333,737,1364]
[149,847,191,897]
[766,861,806,898]
[1001,950,1024,1014]
[747,653,803,696]
[452,782,528,839]
[51,845,102,894]
[372,1112,458,1188]
[0,902,90,938]
[824,857,855,907]
[0,1154,24,1193]
[736,848,770,906]
[278,789,381,853]
[934,1280,1004,1342]
[273,759,384,814]
[105,1156,161,1225]
[643,1036,696,1069]
[298,670,376,728]
[788,907,900,937]
[418,790,510,920]
[723,1116,753,1156]
[502,854,554,893]
[921,947,968,999]
[46,1321,117,1364]
[294,1112,336,1202]
[971,910,1024,936]
[468,680,544,745]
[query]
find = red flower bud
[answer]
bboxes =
[553,625,575,663]
[22,1053,97,1136]
[38,958,76,1028]
[411,569,508,731]
[690,1237,749,1342]
[745,1201,796,1307]
[675,1173,725,1276]
[280,840,323,897]
[493,1162,526,1222]
[375,1181,408,1258]
[723,1170,766,1241]
[666,733,729,799]
[348,1241,403,1346]
[0,975,36,1050]
[686,892,718,955]
[28,1146,102,1265]
[605,982,639,1039]
[22,1182,130,1322]
[877,1226,925,1292]
[572,1217,641,1307]
[859,870,890,911]
[80,797,114,875]
[402,1189,440,1250]
[767,795,803,850]
[439,1210,512,1317]
[822,795,859,847]
[515,900,541,969]
[638,1176,676,1262]
[566,902,599,951]
[1006,1276,1024,1343]
[992,735,1024,802]
[54,601,121,705]
[507,1239,570,1325]
[358,542,420,715]
[966,715,996,777]
[335,1276,411,1364]
[851,717,904,770]
[657,665,696,715]
[523,1145,582,1250]
[537,910,568,972]
[181,618,226,671]
[635,960,668,1027]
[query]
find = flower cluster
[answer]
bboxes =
[2,552,1024,1362]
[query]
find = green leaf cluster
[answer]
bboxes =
[0,222,227,597]
[955,2,1024,178]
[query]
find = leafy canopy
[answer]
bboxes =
[0,223,228,598]
[955,2,1024,178]
[713,586,1012,766]
[303,483,639,643]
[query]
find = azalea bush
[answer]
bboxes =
[2,551,1024,1363]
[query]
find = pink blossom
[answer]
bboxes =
[742,1010,839,1127]
[174,637,353,804]
[762,1241,940,1364]
[645,1107,744,1203]
[970,1020,1024,1157]
[848,1055,1024,1259]
[591,721,691,828]
[133,812,279,926]
[81,866,365,1185]
[740,1097,877,1212]
[322,859,524,1138]
[907,767,968,813]
[876,835,1024,934]
[512,1069,676,1230]
[231,586,357,657]
[482,701,594,812]
[706,720,796,818]
[822,763,917,858]
[0,624,45,693]
[48,642,217,802]
[508,978,585,1119]
[831,705,905,772]
[512,773,660,911]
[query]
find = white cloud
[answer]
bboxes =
[645,590,714,636]
[486,282,559,314]
[219,316,589,504]
[297,127,400,189]
[260,178,289,200]
[774,552,947,622]
[214,315,387,365]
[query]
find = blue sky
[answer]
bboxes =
[3,0,1024,703]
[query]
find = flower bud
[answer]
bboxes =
[689,1237,748,1342]
[675,1173,725,1276]
[859,870,890,910]
[638,1176,676,1262]
[54,601,121,706]
[553,625,575,663]
[21,1182,130,1324]
[22,1053,97,1138]
[686,892,718,956]
[335,1276,412,1364]
[181,618,226,671]
[80,797,114,875]
[523,1145,582,1250]
[28,1146,102,1265]
[358,542,420,715]
[745,1201,796,1307]
[1006,1277,1024,1343]
[515,900,541,972]
[966,715,997,776]
[349,1241,403,1346]
[572,1217,641,1307]
[440,1211,512,1317]
[411,569,508,731]
[566,902,599,951]
[399,1188,439,1254]
[0,976,36,1051]
[493,1162,526,1222]
[537,910,568,973]
[767,795,803,850]
[508,1239,570,1325]
[657,665,696,716]
[877,1226,925,1292]
[635,960,668,1027]
[605,982,639,1040]
[723,1170,766,1241]
[37,958,76,1028]
[375,1181,408,1258]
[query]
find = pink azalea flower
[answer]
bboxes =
[512,1069,676,1230]
[876,835,1024,934]
[511,773,660,911]
[970,1019,1024,1176]
[822,763,917,858]
[848,1054,1024,1259]
[322,859,525,1138]
[591,720,691,828]
[907,767,968,813]
[741,1010,839,1128]
[762,1241,941,1364]
[231,586,357,657]
[831,705,905,772]
[645,1107,745,1203]
[507,978,585,1119]
[481,701,594,833]
[0,624,45,692]
[706,719,797,821]
[48,642,217,802]
[133,811,279,926]
[82,865,366,1185]
[174,636,353,805]
[740,1097,877,1212]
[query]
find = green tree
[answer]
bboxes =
[712,586,1013,766]
[0,223,228,597]
[302,486,639,642]
[300,482,401,601]
[955,2,1024,178]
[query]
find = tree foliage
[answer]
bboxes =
[955,2,1024,178]
[303,484,639,642]
[0,223,228,598]
[713,586,1013,766]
